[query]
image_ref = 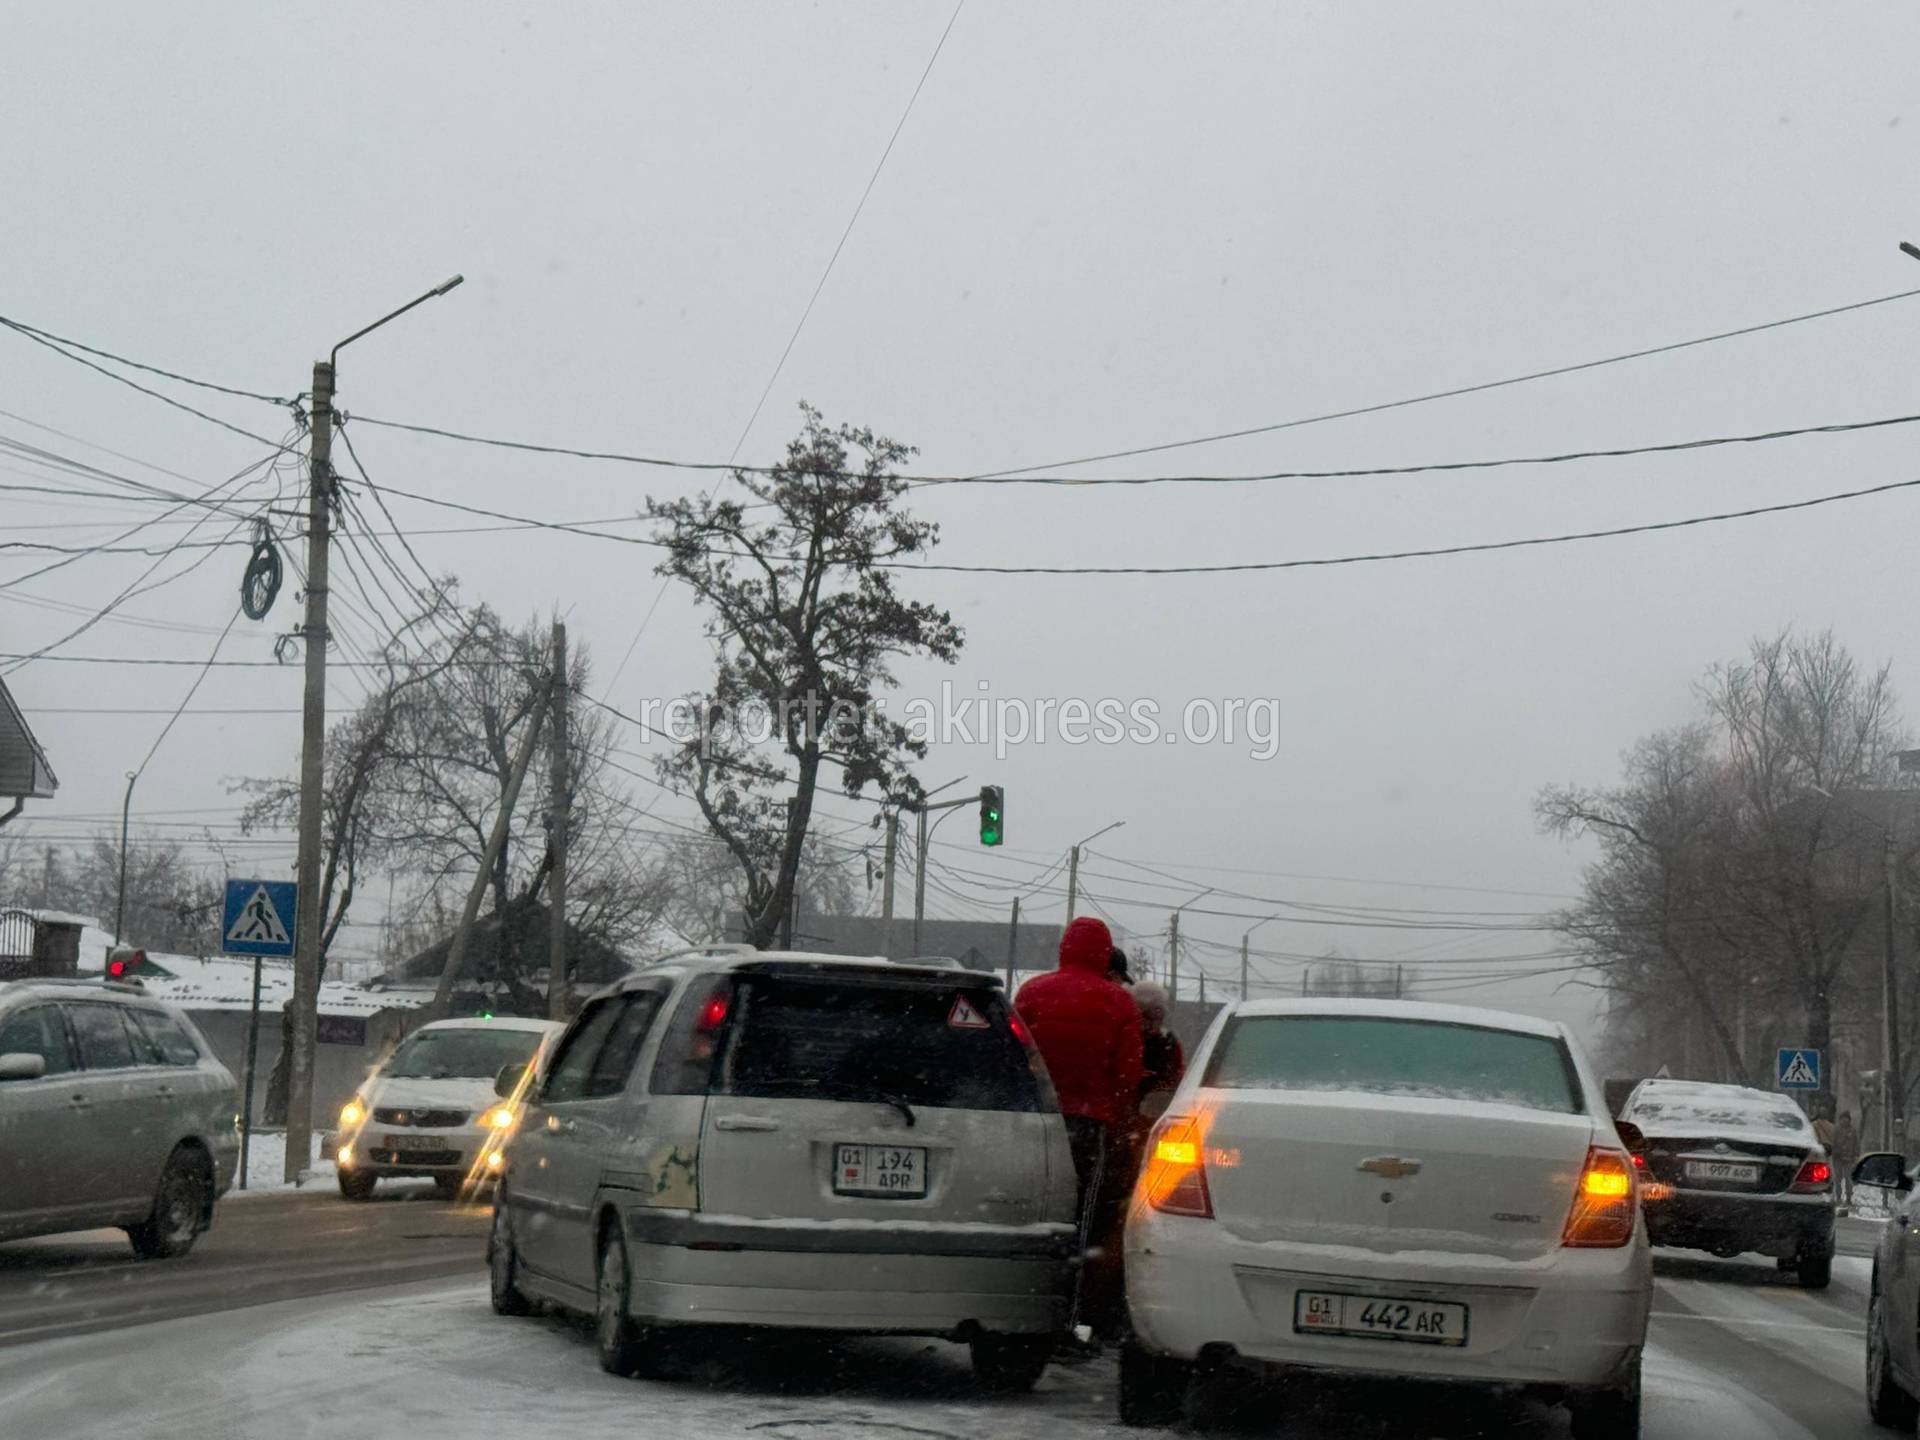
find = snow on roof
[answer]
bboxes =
[415,1015,563,1034]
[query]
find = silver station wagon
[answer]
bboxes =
[487,949,1080,1390]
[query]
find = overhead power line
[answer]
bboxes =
[977,285,1920,476]
[355,463,1920,577]
[0,316,290,405]
[346,408,1920,489]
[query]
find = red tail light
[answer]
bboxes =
[1791,1159,1833,1193]
[697,992,731,1033]
[1144,1115,1213,1218]
[1008,1012,1033,1049]
[1562,1147,1637,1248]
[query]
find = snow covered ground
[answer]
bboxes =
[0,1263,1872,1440]
[226,1128,334,1194]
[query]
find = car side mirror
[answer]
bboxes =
[1139,1089,1173,1121]
[1855,1152,1912,1193]
[0,1052,47,1081]
[1613,1120,1645,1152]
[494,1062,528,1100]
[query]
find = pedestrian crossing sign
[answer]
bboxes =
[222,879,298,958]
[1776,1047,1821,1091]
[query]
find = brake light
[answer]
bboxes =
[1144,1116,1212,1218]
[1008,1012,1033,1048]
[1791,1159,1833,1193]
[697,993,730,1032]
[1631,1152,1646,1170]
[1563,1147,1636,1248]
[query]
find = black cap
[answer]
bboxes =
[1108,946,1132,983]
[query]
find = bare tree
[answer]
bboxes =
[1541,629,1906,1110]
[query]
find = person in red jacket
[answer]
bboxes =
[1016,916,1144,1343]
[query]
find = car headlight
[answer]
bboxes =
[339,1099,366,1128]
[480,1104,516,1131]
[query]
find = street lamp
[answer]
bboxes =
[1168,886,1215,1003]
[284,275,465,1185]
[1241,912,1283,1001]
[113,770,137,943]
[1065,819,1125,920]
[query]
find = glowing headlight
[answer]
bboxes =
[339,1099,366,1128]
[485,1150,505,1172]
[339,1142,355,1168]
[480,1104,516,1131]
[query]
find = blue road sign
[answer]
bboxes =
[222,879,298,958]
[1777,1047,1822,1090]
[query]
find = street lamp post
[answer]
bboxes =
[1168,886,1215,1003]
[113,770,137,943]
[1241,912,1282,1001]
[1065,819,1125,920]
[284,276,463,1184]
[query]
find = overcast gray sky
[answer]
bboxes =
[6,2,1920,1039]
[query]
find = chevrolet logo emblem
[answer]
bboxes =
[1358,1156,1422,1180]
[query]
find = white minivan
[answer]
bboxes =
[1122,999,1651,1435]
[487,950,1080,1390]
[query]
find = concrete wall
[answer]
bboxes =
[188,1007,418,1123]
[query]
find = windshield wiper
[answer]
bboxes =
[810,1079,916,1126]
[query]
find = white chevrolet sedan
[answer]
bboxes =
[1122,999,1651,1435]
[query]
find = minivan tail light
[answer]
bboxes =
[1562,1146,1637,1248]
[1791,1159,1833,1193]
[1144,1115,1213,1218]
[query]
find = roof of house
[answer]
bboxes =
[0,677,56,799]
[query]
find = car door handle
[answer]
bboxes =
[713,1115,781,1132]
[68,1095,91,1108]
[154,1086,174,1098]
[544,1115,575,1135]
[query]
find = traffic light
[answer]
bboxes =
[979,785,1004,847]
[106,947,147,980]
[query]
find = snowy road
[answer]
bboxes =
[0,1252,1885,1438]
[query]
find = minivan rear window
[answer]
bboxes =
[716,974,1045,1113]
[1205,1016,1583,1115]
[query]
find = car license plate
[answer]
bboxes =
[833,1143,927,1198]
[384,1132,449,1152]
[1684,1160,1760,1184]
[1294,1291,1469,1347]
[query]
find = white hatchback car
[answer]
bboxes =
[335,1016,563,1200]
[1122,999,1651,1435]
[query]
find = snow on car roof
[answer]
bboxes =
[1227,996,1569,1040]
[413,1015,563,1034]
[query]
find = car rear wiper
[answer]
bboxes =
[813,1079,916,1126]
[883,1096,916,1127]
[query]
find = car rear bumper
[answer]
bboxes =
[1125,1214,1650,1390]
[622,1209,1075,1334]
[1641,1188,1834,1257]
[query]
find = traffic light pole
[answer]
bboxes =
[909,793,976,957]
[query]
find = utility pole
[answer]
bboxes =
[545,622,569,1020]
[1240,933,1250,1002]
[1168,908,1180,1004]
[880,810,899,959]
[782,797,799,949]
[430,689,549,1018]
[284,356,334,1183]
[1886,832,1906,1153]
[913,805,928,956]
[285,276,463,1182]
[1066,846,1080,921]
[1006,896,1020,991]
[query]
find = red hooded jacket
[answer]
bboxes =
[1015,917,1145,1130]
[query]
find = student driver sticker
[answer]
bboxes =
[947,996,990,1029]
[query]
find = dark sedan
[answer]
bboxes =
[1618,1078,1835,1287]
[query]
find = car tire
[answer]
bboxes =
[1567,1357,1641,1440]
[970,1331,1052,1393]
[337,1167,378,1202]
[433,1175,464,1201]
[1798,1253,1834,1290]
[1118,1338,1191,1428]
[595,1225,649,1378]
[1869,1283,1920,1431]
[127,1146,210,1260]
[488,1199,534,1317]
